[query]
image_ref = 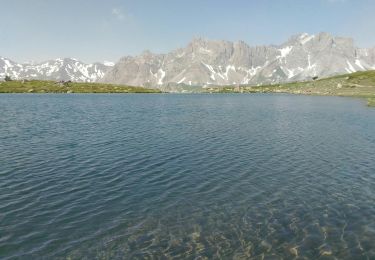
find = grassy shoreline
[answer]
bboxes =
[368,98,375,107]
[213,70,375,107]
[1,71,375,107]
[0,80,161,93]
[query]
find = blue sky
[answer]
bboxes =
[1,0,374,63]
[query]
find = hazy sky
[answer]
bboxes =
[1,0,374,63]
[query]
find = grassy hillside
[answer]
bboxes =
[2,72,375,106]
[0,80,161,93]
[215,70,375,107]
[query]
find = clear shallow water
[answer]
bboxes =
[0,94,375,259]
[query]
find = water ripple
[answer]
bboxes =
[0,94,375,259]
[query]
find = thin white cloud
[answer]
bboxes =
[99,7,136,32]
[111,8,134,22]
[112,8,125,20]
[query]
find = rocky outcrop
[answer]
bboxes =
[102,33,375,90]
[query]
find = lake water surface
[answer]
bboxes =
[1,94,375,259]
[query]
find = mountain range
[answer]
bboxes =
[102,32,375,91]
[0,57,113,82]
[1,33,375,90]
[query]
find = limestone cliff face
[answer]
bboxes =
[102,33,375,90]
[2,32,373,89]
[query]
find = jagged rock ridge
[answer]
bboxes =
[102,32,375,90]
[0,57,113,82]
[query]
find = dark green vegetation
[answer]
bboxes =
[214,70,375,107]
[0,80,161,93]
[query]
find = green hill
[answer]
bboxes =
[0,80,161,93]
[217,70,375,107]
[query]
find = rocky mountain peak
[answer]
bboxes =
[0,57,113,82]
[2,32,374,91]
[102,32,375,91]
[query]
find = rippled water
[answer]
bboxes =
[1,94,375,259]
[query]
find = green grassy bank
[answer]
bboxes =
[0,80,161,93]
[216,70,375,107]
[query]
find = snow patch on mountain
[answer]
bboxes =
[346,60,356,73]
[202,62,217,80]
[0,57,112,82]
[300,33,315,45]
[102,33,375,90]
[278,46,293,58]
[157,68,166,85]
[355,59,365,70]
[104,61,115,66]
[177,77,186,84]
